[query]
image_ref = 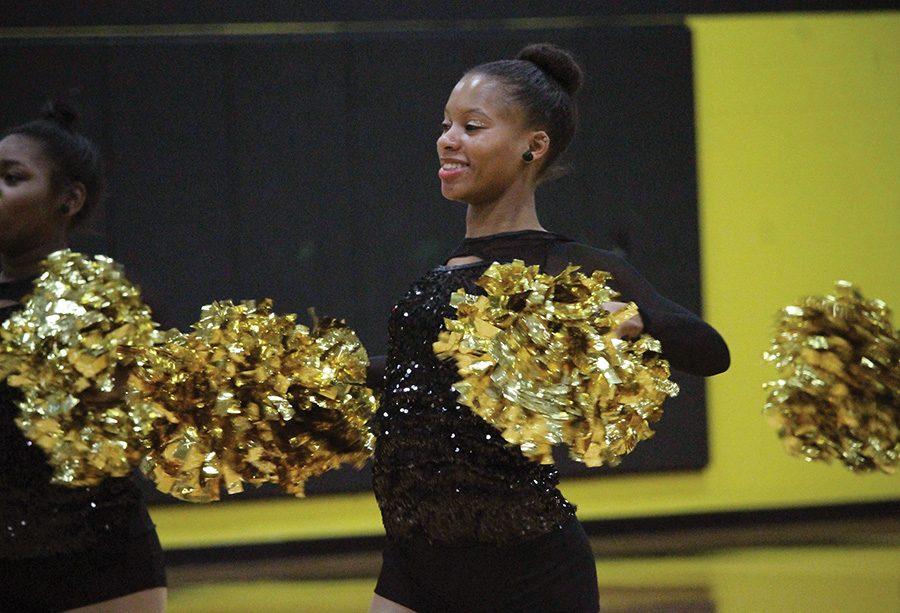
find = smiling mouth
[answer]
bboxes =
[438,161,469,182]
[441,162,468,170]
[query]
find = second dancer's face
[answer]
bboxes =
[0,134,61,255]
[437,74,532,205]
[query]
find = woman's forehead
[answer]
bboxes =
[446,74,520,120]
[0,134,49,169]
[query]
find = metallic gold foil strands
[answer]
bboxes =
[763,281,899,473]
[434,260,679,467]
[0,250,169,486]
[127,300,376,502]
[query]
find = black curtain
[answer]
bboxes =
[0,25,707,500]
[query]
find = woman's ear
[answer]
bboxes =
[59,181,86,219]
[527,130,551,164]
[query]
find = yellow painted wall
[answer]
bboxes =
[152,11,900,548]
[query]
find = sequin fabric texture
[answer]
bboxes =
[0,301,151,559]
[372,263,576,545]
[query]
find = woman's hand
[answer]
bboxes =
[602,301,644,339]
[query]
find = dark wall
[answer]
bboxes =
[1,24,708,500]
[1,1,893,27]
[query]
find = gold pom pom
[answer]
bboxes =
[127,300,376,502]
[0,250,167,486]
[434,260,679,467]
[763,281,899,473]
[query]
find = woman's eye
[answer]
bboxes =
[465,124,482,131]
[440,122,451,133]
[4,174,22,185]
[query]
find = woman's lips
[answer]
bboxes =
[438,161,468,181]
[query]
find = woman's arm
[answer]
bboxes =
[557,242,730,376]
[367,354,387,391]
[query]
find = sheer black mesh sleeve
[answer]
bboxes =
[552,242,730,376]
[367,354,387,391]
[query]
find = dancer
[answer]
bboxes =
[0,104,166,611]
[370,44,729,612]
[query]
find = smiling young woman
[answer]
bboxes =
[366,43,730,613]
[0,104,167,612]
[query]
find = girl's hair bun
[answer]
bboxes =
[40,100,79,132]
[517,43,584,96]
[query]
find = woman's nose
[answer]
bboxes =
[437,128,459,151]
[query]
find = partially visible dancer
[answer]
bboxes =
[0,104,166,612]
[370,44,729,612]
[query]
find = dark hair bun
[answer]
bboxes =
[40,100,79,132]
[517,43,584,96]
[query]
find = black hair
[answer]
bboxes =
[467,43,584,181]
[3,100,105,224]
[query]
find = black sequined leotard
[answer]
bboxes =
[0,278,155,560]
[372,259,576,545]
[371,230,729,546]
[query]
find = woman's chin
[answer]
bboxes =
[440,185,469,204]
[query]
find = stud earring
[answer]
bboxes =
[522,150,534,162]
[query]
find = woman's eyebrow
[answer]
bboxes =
[444,107,490,118]
[0,159,26,170]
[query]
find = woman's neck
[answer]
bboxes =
[464,182,544,238]
[0,235,67,282]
